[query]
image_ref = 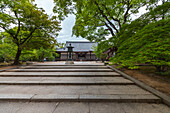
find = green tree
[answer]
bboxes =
[110,2,170,72]
[93,38,114,59]
[54,0,147,41]
[53,0,167,62]
[57,43,66,48]
[36,47,57,61]
[0,35,17,62]
[0,0,60,65]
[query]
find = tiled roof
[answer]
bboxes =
[56,41,97,52]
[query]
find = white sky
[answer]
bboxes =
[34,0,88,43]
[34,0,151,43]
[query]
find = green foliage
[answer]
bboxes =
[35,47,55,61]
[0,37,58,62]
[54,1,169,70]
[93,39,114,59]
[0,43,17,62]
[0,37,17,62]
[110,2,170,72]
[156,70,170,76]
[54,0,148,42]
[57,43,66,48]
[20,47,58,62]
[110,19,170,72]
[0,0,61,64]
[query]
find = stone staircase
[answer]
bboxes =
[0,62,161,103]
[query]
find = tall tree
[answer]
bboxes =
[0,0,60,65]
[53,0,148,42]
[110,2,170,72]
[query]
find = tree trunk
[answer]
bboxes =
[162,0,165,20]
[13,47,21,65]
[155,65,161,72]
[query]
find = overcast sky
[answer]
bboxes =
[34,0,149,43]
[34,0,88,43]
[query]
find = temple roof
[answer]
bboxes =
[56,41,97,52]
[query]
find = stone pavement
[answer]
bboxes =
[0,61,169,113]
[0,102,170,113]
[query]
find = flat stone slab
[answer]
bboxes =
[32,61,104,65]
[0,94,34,100]
[0,77,131,82]
[79,94,160,102]
[22,66,108,69]
[0,102,169,113]
[0,72,120,77]
[0,85,153,95]
[32,94,160,103]
[5,69,113,72]
[32,64,105,66]
[0,94,161,103]
[79,94,120,101]
[32,94,79,102]
[119,94,161,103]
[0,102,57,113]
[0,76,133,85]
[32,63,104,66]
[88,102,170,113]
[0,81,134,85]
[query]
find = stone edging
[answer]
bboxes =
[107,65,170,107]
[0,62,35,72]
[0,66,21,72]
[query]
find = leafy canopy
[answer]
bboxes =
[53,0,148,42]
[0,0,61,64]
[110,2,170,72]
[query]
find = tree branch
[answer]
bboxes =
[96,15,115,36]
[123,1,133,24]
[20,28,36,45]
[14,11,21,39]
[1,27,15,39]
[104,23,115,37]
[94,1,119,33]
[2,26,19,45]
[101,4,121,29]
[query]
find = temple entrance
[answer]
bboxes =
[76,52,87,61]
[78,54,85,60]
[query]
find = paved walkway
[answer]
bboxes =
[0,61,169,113]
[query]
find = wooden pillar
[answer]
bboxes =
[76,53,78,60]
[59,53,61,61]
[72,52,74,60]
[67,52,68,60]
[90,51,91,60]
[84,52,87,61]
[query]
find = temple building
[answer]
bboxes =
[56,41,97,61]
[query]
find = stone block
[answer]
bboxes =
[32,94,79,102]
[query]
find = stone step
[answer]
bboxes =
[0,77,129,81]
[0,72,120,77]
[32,64,105,66]
[0,81,134,85]
[0,85,153,95]
[0,77,133,85]
[0,74,121,77]
[22,66,108,69]
[0,94,161,103]
[5,69,113,72]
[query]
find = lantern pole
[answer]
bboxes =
[65,44,74,64]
